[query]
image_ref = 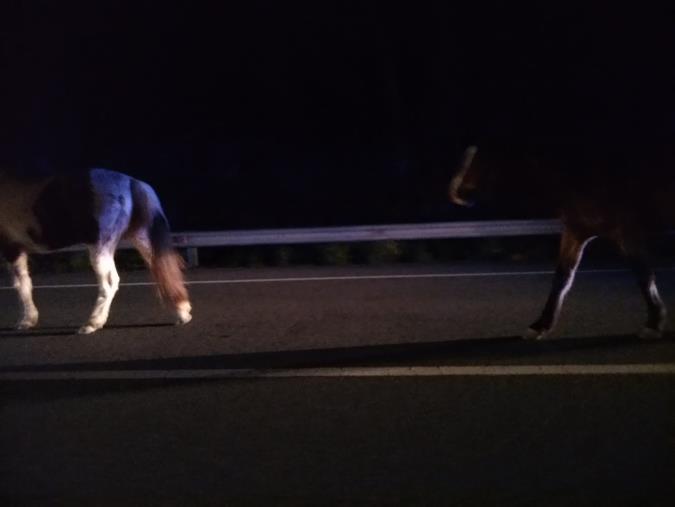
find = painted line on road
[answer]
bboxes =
[2,363,675,380]
[1,267,663,290]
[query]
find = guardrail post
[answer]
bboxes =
[186,247,199,268]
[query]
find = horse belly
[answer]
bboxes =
[2,222,49,254]
[31,173,100,250]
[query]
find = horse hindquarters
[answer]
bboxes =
[78,170,133,334]
[129,179,192,325]
[83,171,191,331]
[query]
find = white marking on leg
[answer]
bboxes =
[647,280,666,318]
[79,248,120,334]
[552,236,596,320]
[176,300,192,325]
[10,252,39,329]
[524,236,596,340]
[640,279,667,339]
[553,269,576,318]
[522,265,578,342]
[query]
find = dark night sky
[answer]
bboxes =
[1,1,674,229]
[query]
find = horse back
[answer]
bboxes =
[559,149,675,238]
[0,170,120,253]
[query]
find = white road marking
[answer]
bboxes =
[0,267,646,290]
[1,363,675,380]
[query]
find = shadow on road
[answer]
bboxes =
[0,322,173,338]
[2,332,672,373]
[2,333,674,401]
[0,327,75,337]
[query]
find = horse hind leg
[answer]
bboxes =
[78,176,133,334]
[131,231,153,266]
[78,246,120,334]
[638,278,667,339]
[9,252,39,329]
[621,242,667,339]
[131,230,191,326]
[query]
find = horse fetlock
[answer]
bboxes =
[175,300,192,325]
[641,309,666,339]
[523,327,549,341]
[16,311,38,330]
[639,326,664,340]
[78,315,110,334]
[77,323,102,335]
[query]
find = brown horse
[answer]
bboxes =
[0,169,192,333]
[449,144,674,339]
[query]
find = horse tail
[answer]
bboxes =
[460,145,478,172]
[130,179,191,321]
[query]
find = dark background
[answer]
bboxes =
[1,1,673,230]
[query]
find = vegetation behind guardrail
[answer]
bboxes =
[27,235,675,274]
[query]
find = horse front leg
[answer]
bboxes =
[621,243,667,339]
[524,227,595,340]
[9,252,39,329]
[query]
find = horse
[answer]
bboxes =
[0,168,192,334]
[449,143,675,340]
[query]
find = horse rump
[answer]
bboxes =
[129,178,192,324]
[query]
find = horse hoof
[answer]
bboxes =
[175,313,192,325]
[523,327,548,340]
[175,301,192,325]
[77,325,99,335]
[639,327,663,340]
[15,319,37,330]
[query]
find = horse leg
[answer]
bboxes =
[621,243,667,339]
[131,231,153,266]
[131,230,191,325]
[78,246,120,334]
[9,252,39,329]
[524,227,595,340]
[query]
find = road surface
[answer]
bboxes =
[1,262,674,505]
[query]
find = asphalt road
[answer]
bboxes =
[2,262,675,368]
[2,262,675,505]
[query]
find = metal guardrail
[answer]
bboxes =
[59,220,562,265]
[168,220,562,266]
[169,220,562,248]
